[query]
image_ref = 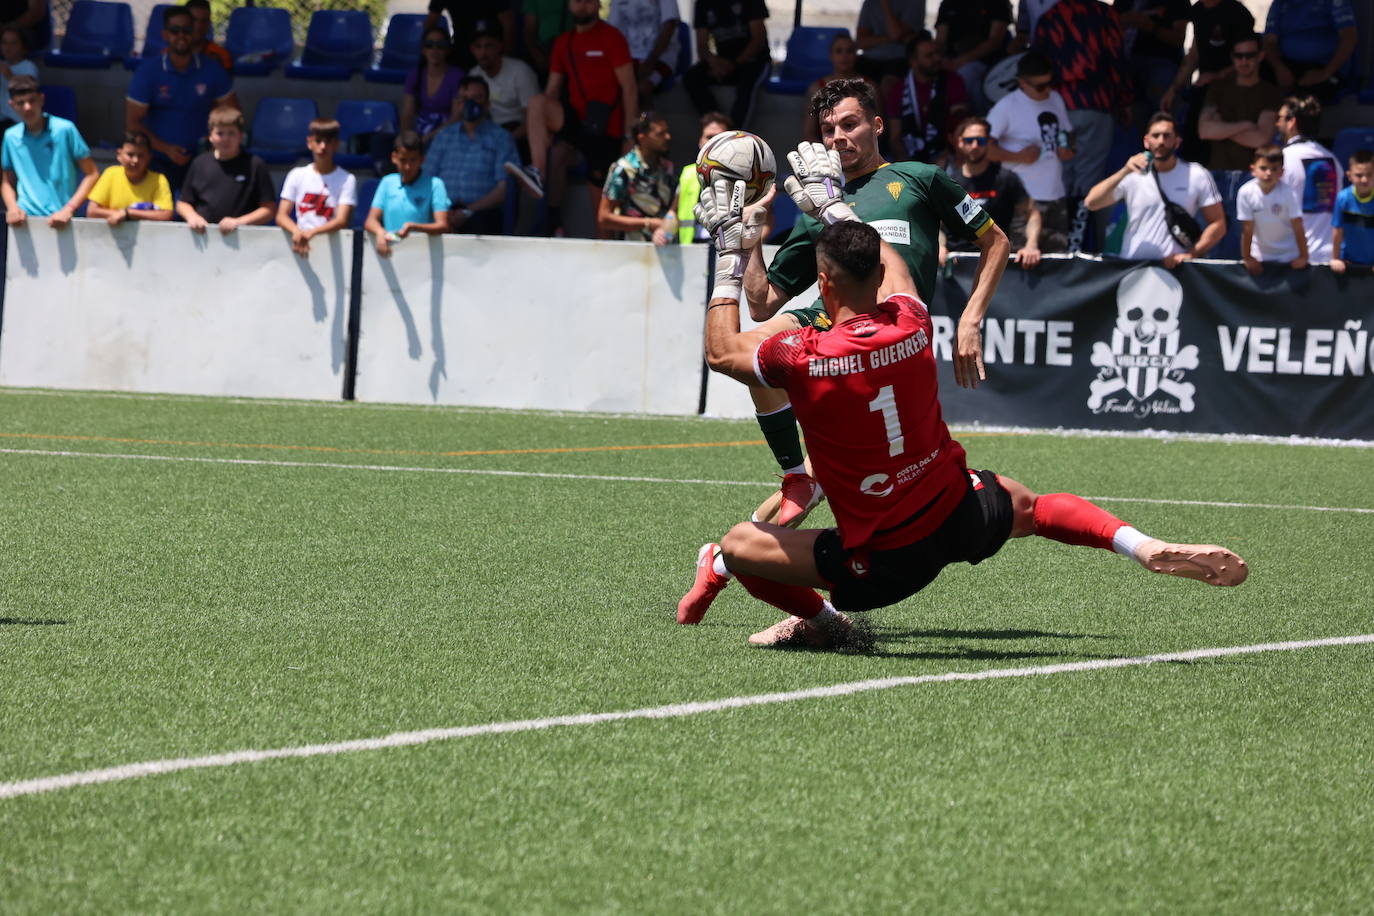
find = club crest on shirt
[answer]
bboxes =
[886,181,901,201]
[195,83,207,96]
[1087,267,1199,417]
[813,312,833,330]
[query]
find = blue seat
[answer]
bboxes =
[45,1,135,69]
[1333,127,1374,170]
[352,176,381,228]
[285,10,374,80]
[40,85,79,124]
[248,97,317,165]
[363,13,428,84]
[336,99,398,170]
[1210,169,1248,261]
[225,6,294,76]
[124,3,171,70]
[766,26,848,95]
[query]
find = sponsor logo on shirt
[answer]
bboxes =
[955,194,984,225]
[298,192,335,220]
[868,219,910,246]
[859,474,893,498]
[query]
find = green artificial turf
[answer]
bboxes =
[1,388,1371,913]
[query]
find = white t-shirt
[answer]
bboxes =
[1281,137,1343,263]
[471,57,541,128]
[1111,159,1220,260]
[1236,178,1302,261]
[280,165,358,232]
[608,0,680,63]
[987,88,1072,201]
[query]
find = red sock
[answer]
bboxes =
[1033,493,1127,551]
[733,572,825,619]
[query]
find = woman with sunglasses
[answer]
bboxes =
[401,27,466,146]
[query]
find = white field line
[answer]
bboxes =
[4,447,1374,515]
[2,634,1372,802]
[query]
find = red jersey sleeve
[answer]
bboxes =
[753,330,804,389]
[550,33,570,76]
[884,292,929,324]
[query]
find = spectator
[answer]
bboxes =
[425,76,518,236]
[276,118,357,256]
[523,0,570,76]
[1263,0,1357,104]
[854,0,927,84]
[886,31,966,166]
[1197,33,1281,172]
[86,131,173,225]
[1160,0,1253,126]
[1114,0,1189,132]
[468,24,539,155]
[127,5,236,190]
[402,27,464,147]
[364,130,451,257]
[1009,0,1059,51]
[1277,94,1342,263]
[608,0,681,103]
[0,27,38,132]
[507,0,636,238]
[0,0,46,51]
[1084,111,1226,268]
[945,115,1041,269]
[1032,0,1132,202]
[684,0,770,131]
[668,110,729,245]
[1236,144,1307,274]
[598,110,675,244]
[185,0,232,72]
[802,33,871,143]
[1331,149,1374,275]
[175,106,275,233]
[1,76,98,228]
[933,0,1011,114]
[426,0,514,71]
[986,52,1074,252]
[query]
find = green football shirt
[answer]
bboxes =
[766,160,994,307]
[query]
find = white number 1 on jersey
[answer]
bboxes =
[868,384,905,457]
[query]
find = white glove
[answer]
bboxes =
[695,177,749,301]
[782,141,858,226]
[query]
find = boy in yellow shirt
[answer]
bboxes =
[86,131,174,224]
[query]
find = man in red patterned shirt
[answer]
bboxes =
[677,172,1248,648]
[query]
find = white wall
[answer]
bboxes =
[1,220,350,400]
[353,234,711,413]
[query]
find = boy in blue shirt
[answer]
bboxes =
[1331,149,1374,274]
[1,76,98,228]
[363,130,452,257]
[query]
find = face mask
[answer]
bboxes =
[463,99,484,123]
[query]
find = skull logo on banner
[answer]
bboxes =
[1088,267,1199,416]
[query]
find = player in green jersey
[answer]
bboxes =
[743,78,1011,528]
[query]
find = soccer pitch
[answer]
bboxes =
[2,387,1372,913]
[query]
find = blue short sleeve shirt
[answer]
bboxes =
[1,115,91,216]
[1264,0,1357,65]
[1332,186,1374,264]
[372,172,453,232]
[127,53,233,155]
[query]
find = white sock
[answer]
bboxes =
[1112,525,1152,559]
[782,463,807,476]
[711,552,734,580]
[808,600,841,629]
[750,512,760,523]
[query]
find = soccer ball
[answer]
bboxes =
[695,130,776,206]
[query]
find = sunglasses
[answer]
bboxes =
[165,25,192,35]
[1232,50,1259,60]
[960,136,989,145]
[423,40,450,49]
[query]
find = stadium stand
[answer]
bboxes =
[44,0,135,69]
[656,20,695,94]
[336,99,397,170]
[124,3,170,70]
[39,84,79,125]
[1210,169,1249,261]
[352,176,380,228]
[224,6,294,77]
[363,13,429,85]
[285,10,373,81]
[767,26,848,95]
[248,97,317,165]
[1335,127,1374,166]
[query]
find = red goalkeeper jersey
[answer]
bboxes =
[753,293,969,550]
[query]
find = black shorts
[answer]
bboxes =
[556,102,623,185]
[813,469,1014,613]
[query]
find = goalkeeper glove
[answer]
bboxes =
[781,141,858,226]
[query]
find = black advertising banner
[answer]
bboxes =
[930,256,1374,439]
